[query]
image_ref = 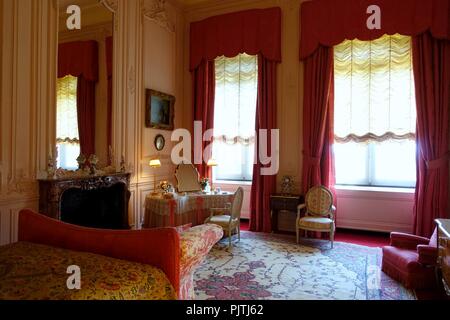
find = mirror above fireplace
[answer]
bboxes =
[56,0,115,170]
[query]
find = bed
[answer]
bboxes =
[0,209,180,300]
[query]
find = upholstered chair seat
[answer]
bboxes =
[297,216,334,230]
[208,215,239,228]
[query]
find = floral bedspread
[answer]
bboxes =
[0,242,176,300]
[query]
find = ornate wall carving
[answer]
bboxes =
[0,0,58,244]
[142,0,175,33]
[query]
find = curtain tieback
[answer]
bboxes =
[303,152,320,166]
[425,153,449,170]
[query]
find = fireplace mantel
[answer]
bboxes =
[38,172,131,229]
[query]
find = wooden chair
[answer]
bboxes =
[204,187,244,248]
[296,186,336,248]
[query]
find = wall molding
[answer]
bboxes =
[143,0,175,33]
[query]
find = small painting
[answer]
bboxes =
[145,89,175,130]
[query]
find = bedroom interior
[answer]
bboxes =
[0,0,449,304]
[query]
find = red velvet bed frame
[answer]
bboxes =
[17,209,180,296]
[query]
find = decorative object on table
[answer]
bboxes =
[280,175,295,194]
[206,158,218,191]
[46,145,58,178]
[145,89,175,130]
[120,156,126,172]
[47,154,55,178]
[149,158,162,195]
[159,180,173,193]
[199,177,210,193]
[154,134,166,151]
[88,154,99,175]
[174,163,201,193]
[76,154,87,171]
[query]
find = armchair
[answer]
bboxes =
[204,187,243,248]
[296,186,336,248]
[382,229,438,289]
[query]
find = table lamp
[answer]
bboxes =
[207,158,218,192]
[149,158,161,195]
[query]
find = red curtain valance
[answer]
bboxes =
[58,40,99,81]
[300,0,450,60]
[190,7,282,71]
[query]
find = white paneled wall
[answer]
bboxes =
[335,187,414,233]
[275,187,415,234]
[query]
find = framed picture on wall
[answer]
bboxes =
[145,89,175,130]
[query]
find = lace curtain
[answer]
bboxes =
[214,53,258,143]
[334,34,416,143]
[213,53,258,181]
[56,75,79,144]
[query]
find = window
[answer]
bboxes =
[212,54,258,181]
[56,75,80,170]
[334,34,417,188]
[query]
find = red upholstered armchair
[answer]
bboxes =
[382,229,438,289]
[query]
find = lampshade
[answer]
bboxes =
[149,159,162,168]
[207,158,218,167]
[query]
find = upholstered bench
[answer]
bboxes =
[178,224,223,299]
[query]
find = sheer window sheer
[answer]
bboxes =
[213,54,258,181]
[334,34,417,187]
[56,75,80,170]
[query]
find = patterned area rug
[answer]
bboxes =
[194,231,415,300]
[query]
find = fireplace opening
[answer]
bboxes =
[60,183,130,229]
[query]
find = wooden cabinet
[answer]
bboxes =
[436,219,450,296]
[270,194,303,233]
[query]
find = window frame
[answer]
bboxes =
[212,53,258,183]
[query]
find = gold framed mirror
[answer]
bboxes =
[174,164,202,193]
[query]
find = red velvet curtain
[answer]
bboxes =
[190,8,281,230]
[249,55,278,233]
[192,60,215,179]
[76,76,96,156]
[106,36,113,160]
[301,46,336,194]
[190,8,281,71]
[58,41,99,81]
[412,32,450,237]
[300,0,450,59]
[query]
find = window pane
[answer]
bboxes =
[213,54,257,181]
[335,142,369,185]
[214,143,254,181]
[371,140,416,187]
[56,75,80,170]
[57,142,80,170]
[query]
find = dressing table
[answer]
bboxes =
[143,164,234,228]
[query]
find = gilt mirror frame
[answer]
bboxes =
[174,163,202,193]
